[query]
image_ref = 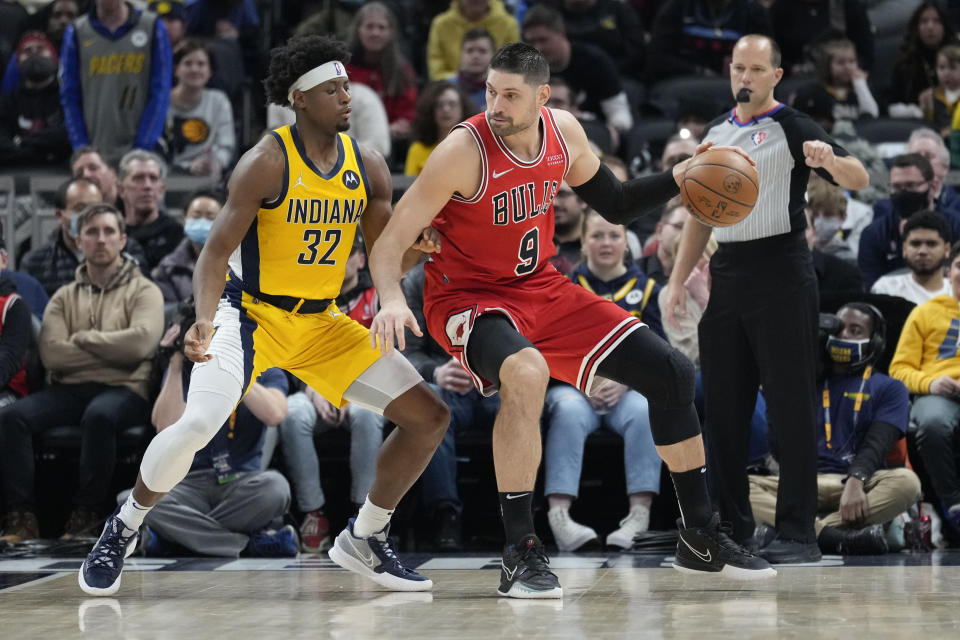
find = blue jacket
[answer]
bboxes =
[569,262,665,339]
[59,5,172,151]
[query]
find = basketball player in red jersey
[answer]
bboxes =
[370,43,775,598]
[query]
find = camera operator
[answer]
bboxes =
[750,303,920,555]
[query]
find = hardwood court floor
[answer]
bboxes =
[1,552,959,639]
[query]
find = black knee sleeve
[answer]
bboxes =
[465,313,536,389]
[597,327,700,445]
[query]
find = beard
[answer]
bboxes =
[906,255,944,277]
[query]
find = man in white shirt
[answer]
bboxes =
[871,211,952,305]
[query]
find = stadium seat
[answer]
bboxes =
[856,118,927,145]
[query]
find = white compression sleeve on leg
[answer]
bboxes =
[139,357,242,493]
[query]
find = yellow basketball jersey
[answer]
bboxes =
[229,125,369,299]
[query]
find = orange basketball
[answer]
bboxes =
[680,148,759,228]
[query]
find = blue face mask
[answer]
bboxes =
[826,335,871,366]
[68,214,81,239]
[184,217,214,246]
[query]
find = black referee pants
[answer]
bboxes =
[698,231,819,544]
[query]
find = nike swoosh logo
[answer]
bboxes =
[505,492,530,500]
[502,561,517,581]
[679,533,712,563]
[492,168,514,179]
[347,536,379,569]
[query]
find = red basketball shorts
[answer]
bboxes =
[424,266,644,396]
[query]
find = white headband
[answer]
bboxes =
[287,60,349,105]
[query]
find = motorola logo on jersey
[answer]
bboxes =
[491,180,559,226]
[342,170,361,190]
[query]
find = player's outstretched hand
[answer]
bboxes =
[184,319,216,363]
[413,227,442,254]
[672,141,756,185]
[370,300,421,354]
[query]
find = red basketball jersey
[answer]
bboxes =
[425,107,570,291]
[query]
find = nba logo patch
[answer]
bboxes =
[751,131,767,146]
[445,309,473,348]
[334,62,343,76]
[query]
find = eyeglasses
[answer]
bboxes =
[889,181,928,193]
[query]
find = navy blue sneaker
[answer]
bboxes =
[328,518,433,591]
[78,508,139,596]
[245,524,299,557]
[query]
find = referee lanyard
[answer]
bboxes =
[822,366,872,450]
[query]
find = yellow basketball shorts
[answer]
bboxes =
[207,277,381,408]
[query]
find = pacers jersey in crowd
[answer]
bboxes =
[228,124,369,300]
[426,107,570,289]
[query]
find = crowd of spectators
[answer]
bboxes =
[4,0,960,557]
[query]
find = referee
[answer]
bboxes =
[664,34,869,564]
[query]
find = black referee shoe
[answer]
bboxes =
[673,514,777,580]
[497,534,563,599]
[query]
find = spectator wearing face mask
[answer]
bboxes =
[150,189,223,304]
[859,153,960,289]
[806,175,856,264]
[0,31,70,166]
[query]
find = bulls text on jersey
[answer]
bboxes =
[492,180,559,226]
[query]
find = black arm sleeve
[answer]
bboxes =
[847,421,903,481]
[0,299,31,390]
[571,164,680,226]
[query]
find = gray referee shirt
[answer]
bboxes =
[702,104,850,243]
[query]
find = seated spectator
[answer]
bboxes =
[427,0,519,81]
[71,146,121,210]
[804,208,862,296]
[0,226,47,319]
[792,37,878,123]
[148,0,186,49]
[646,0,771,80]
[449,27,495,110]
[151,189,223,304]
[550,182,588,276]
[0,32,70,166]
[0,239,37,410]
[556,0,644,74]
[405,81,477,176]
[921,43,960,139]
[807,175,856,263]
[751,303,920,554]
[872,212,952,305]
[1,0,78,96]
[59,0,172,166]
[117,150,185,271]
[637,199,689,286]
[276,240,386,553]
[547,77,614,155]
[144,334,295,557]
[402,261,499,550]
[769,0,874,76]
[0,204,163,543]
[901,129,960,216]
[859,153,960,289]
[890,243,960,531]
[166,39,235,178]
[889,2,957,114]
[545,212,665,551]
[346,2,418,148]
[20,177,149,297]
[522,5,632,134]
[266,81,392,160]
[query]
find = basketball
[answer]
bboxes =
[680,148,759,227]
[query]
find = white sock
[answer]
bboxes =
[118,494,151,531]
[352,495,393,538]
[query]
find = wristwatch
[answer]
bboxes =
[844,470,869,484]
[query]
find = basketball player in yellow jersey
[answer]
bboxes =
[80,35,450,597]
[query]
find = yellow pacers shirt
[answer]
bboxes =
[229,124,369,300]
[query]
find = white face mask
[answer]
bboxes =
[814,218,843,248]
